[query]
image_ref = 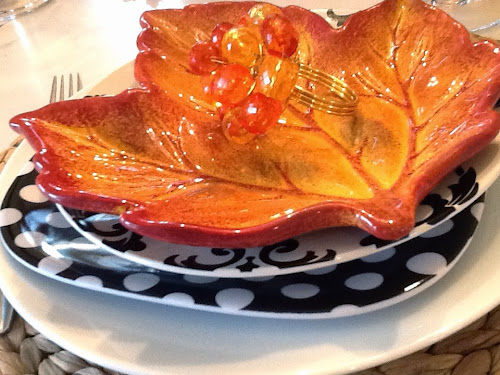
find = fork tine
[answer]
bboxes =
[77,73,83,92]
[60,75,65,101]
[69,73,74,98]
[51,74,83,103]
[50,76,57,103]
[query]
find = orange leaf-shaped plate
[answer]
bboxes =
[10,0,500,248]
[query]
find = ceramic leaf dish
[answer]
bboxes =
[10,0,500,247]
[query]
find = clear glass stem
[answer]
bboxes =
[0,0,51,23]
[424,0,500,34]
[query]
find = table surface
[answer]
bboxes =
[0,1,499,374]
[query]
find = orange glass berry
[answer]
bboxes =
[209,64,254,108]
[200,75,214,101]
[188,41,221,75]
[211,22,234,48]
[222,108,256,144]
[245,3,282,25]
[221,26,262,67]
[216,102,234,120]
[237,15,252,27]
[238,93,282,134]
[255,55,299,102]
[261,14,299,58]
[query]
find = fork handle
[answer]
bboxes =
[0,294,15,335]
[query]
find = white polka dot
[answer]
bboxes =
[14,231,46,248]
[415,204,433,222]
[281,283,320,299]
[304,264,337,275]
[420,220,454,238]
[38,257,72,274]
[345,272,384,291]
[330,304,362,315]
[470,202,485,221]
[163,293,195,305]
[19,185,48,203]
[215,288,254,310]
[183,275,219,284]
[75,275,103,287]
[361,247,396,263]
[46,212,72,228]
[17,161,35,176]
[123,273,160,292]
[406,252,447,275]
[0,208,22,227]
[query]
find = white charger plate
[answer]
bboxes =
[0,140,498,375]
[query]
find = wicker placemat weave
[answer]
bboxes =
[1,138,499,375]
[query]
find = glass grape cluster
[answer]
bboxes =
[188,4,300,144]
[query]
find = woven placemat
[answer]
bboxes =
[1,138,499,375]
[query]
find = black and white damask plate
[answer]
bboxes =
[58,162,484,278]
[0,163,486,318]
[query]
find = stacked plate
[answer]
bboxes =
[1,60,498,319]
[0,142,490,320]
[1,51,500,318]
[0,56,499,375]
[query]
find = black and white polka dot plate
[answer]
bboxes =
[0,163,486,318]
[58,162,484,278]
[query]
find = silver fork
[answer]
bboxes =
[0,73,83,335]
[50,73,83,102]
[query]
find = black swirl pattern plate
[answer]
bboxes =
[0,164,486,318]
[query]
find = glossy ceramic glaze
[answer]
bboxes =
[10,0,500,247]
